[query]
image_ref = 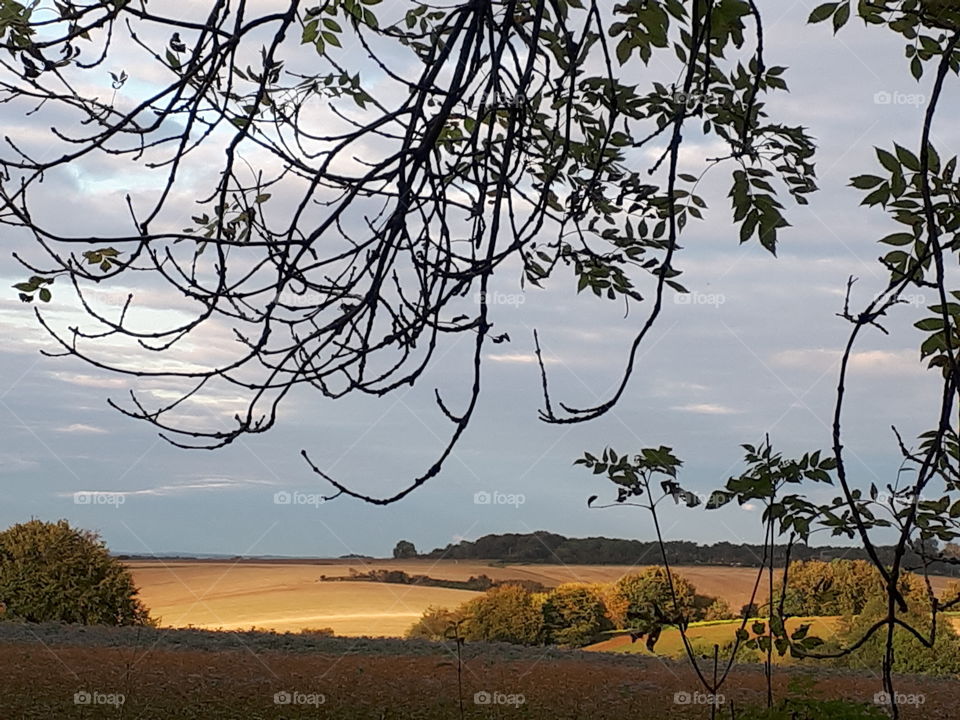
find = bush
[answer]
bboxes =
[541,583,609,647]
[406,606,466,641]
[737,698,887,720]
[776,560,926,616]
[611,567,696,633]
[462,585,544,645]
[701,598,736,622]
[0,519,151,626]
[826,595,960,675]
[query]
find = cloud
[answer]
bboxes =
[671,403,740,415]
[50,372,128,389]
[485,353,558,365]
[58,477,274,499]
[54,423,108,434]
[771,348,922,376]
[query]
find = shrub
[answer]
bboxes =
[0,519,151,626]
[462,585,544,645]
[776,560,926,616]
[826,595,960,675]
[406,606,466,641]
[298,627,335,637]
[541,583,609,647]
[737,698,887,720]
[611,568,696,634]
[701,598,736,622]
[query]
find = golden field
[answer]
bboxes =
[129,559,957,637]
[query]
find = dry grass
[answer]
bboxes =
[130,563,482,636]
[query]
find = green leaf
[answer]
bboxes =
[808,2,838,23]
[832,2,849,32]
[850,175,883,189]
[38,288,51,303]
[876,148,900,173]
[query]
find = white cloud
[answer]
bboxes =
[671,403,740,415]
[771,348,922,376]
[485,353,558,365]
[54,423,108,434]
[58,476,273,499]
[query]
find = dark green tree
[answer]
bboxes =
[0,519,151,626]
[392,540,418,559]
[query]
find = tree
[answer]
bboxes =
[462,584,544,646]
[3,0,813,504]
[541,582,609,647]
[392,540,417,559]
[610,568,696,650]
[406,605,466,642]
[0,519,151,626]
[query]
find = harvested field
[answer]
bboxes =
[129,560,957,637]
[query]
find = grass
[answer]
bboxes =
[589,617,841,662]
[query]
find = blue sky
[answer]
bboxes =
[0,1,956,558]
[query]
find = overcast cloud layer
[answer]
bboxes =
[1,1,957,558]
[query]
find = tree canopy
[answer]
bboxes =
[3,0,813,502]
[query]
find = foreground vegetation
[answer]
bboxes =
[0,623,948,719]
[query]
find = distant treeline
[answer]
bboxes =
[321,569,547,593]
[423,531,960,575]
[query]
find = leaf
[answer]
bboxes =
[831,2,849,33]
[38,288,51,302]
[807,2,838,23]
[849,175,883,189]
[876,148,900,174]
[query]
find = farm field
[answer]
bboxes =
[1,625,957,719]
[130,560,957,637]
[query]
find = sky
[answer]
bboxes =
[0,1,957,559]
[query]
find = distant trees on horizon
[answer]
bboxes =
[419,531,959,575]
